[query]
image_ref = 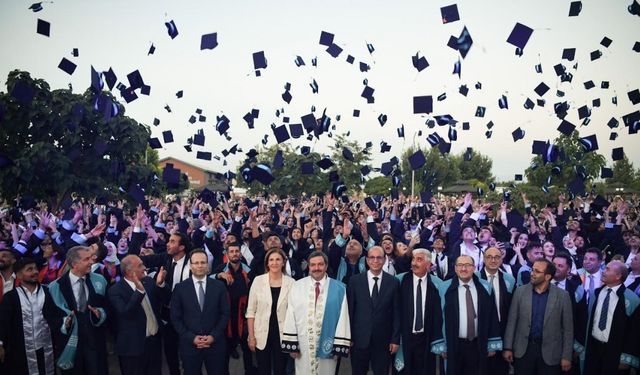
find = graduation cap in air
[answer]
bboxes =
[317,157,334,170]
[507,22,533,50]
[412,52,429,72]
[413,96,433,114]
[10,80,34,105]
[252,164,275,185]
[612,147,624,161]
[165,20,178,39]
[273,125,290,144]
[577,105,591,119]
[562,48,576,61]
[326,43,343,58]
[128,183,149,209]
[498,95,509,109]
[512,128,526,142]
[441,4,460,23]
[162,164,181,189]
[343,148,355,162]
[58,58,77,75]
[584,81,595,90]
[601,167,613,178]
[362,85,375,103]
[300,162,314,175]
[628,89,640,105]
[557,120,575,136]
[397,125,405,138]
[149,137,162,149]
[196,151,211,161]
[451,26,473,58]
[310,79,319,94]
[162,130,174,144]
[534,82,550,97]
[253,51,267,70]
[380,142,391,153]
[579,134,599,152]
[590,50,602,61]
[408,150,426,170]
[459,85,469,96]
[201,32,218,50]
[37,18,50,37]
[453,59,462,77]
[569,1,582,16]
[29,2,44,12]
[448,126,458,141]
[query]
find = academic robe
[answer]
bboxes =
[281,276,351,375]
[0,286,58,375]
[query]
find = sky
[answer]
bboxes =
[1,0,639,183]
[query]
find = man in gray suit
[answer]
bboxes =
[503,258,573,375]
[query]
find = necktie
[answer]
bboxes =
[77,277,87,313]
[488,275,495,293]
[414,279,424,331]
[141,294,158,336]
[315,282,321,306]
[598,289,612,331]
[372,276,380,302]
[464,285,476,340]
[588,275,596,310]
[197,281,205,311]
[168,261,178,289]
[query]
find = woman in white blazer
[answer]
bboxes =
[246,248,295,375]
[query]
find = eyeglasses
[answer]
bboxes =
[367,256,384,261]
[484,256,502,261]
[455,263,475,269]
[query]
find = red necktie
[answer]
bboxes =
[315,282,320,306]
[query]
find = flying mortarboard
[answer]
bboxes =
[534,82,550,96]
[408,150,426,170]
[568,1,582,16]
[590,50,602,61]
[37,18,50,37]
[612,147,624,161]
[196,151,211,161]
[413,96,433,114]
[459,85,469,96]
[200,32,218,50]
[601,167,613,178]
[562,48,576,61]
[412,52,429,72]
[301,162,314,175]
[440,4,460,23]
[506,22,533,50]
[58,58,77,75]
[165,20,178,39]
[512,127,525,142]
[253,51,267,69]
[628,89,640,105]
[162,130,174,143]
[557,120,575,136]
[579,134,599,152]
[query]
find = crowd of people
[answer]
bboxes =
[0,189,639,375]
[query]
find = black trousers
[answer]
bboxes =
[584,339,630,375]
[255,331,287,375]
[513,341,559,375]
[182,344,226,375]
[61,342,105,375]
[118,334,162,375]
[453,338,481,375]
[406,333,433,375]
[486,351,510,375]
[351,340,392,375]
[162,322,181,375]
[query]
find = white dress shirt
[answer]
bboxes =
[1,272,16,296]
[412,274,427,334]
[458,280,478,338]
[485,270,501,321]
[171,255,188,290]
[192,276,207,308]
[68,271,89,309]
[625,273,639,287]
[591,284,621,342]
[367,270,383,297]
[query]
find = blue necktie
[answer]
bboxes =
[597,289,612,331]
[197,281,205,311]
[588,275,596,311]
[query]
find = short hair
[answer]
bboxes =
[13,257,37,274]
[226,242,241,251]
[610,260,628,281]
[526,242,542,253]
[264,248,287,273]
[94,242,108,263]
[171,232,191,253]
[412,248,432,262]
[66,246,91,267]
[584,247,603,261]
[367,246,384,257]
[307,250,328,265]
[456,254,475,266]
[535,258,556,277]
[120,255,139,276]
[553,252,573,269]
[189,248,208,261]
[262,231,281,243]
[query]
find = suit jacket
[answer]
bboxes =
[442,275,501,375]
[478,269,515,336]
[170,277,230,356]
[107,276,167,356]
[398,273,444,374]
[503,283,573,365]
[245,273,295,350]
[558,276,588,349]
[347,271,401,349]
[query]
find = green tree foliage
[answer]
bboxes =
[327,134,372,192]
[364,176,392,196]
[525,131,606,191]
[399,146,460,194]
[0,70,160,208]
[453,149,495,184]
[608,156,636,186]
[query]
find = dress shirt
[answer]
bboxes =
[460,243,482,272]
[367,270,383,297]
[383,255,396,276]
[591,284,621,342]
[18,286,50,350]
[584,270,602,293]
[625,273,640,288]
[458,280,478,338]
[626,252,637,267]
[485,270,501,321]
[192,276,207,308]
[530,287,549,341]
[124,278,158,336]
[1,272,16,296]
[68,272,89,309]
[171,255,187,290]
[412,274,427,334]
[553,278,567,290]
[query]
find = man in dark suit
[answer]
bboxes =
[140,232,191,375]
[171,249,230,375]
[583,260,640,375]
[48,246,109,375]
[108,255,168,375]
[347,245,400,375]
[397,248,444,375]
[441,255,501,375]
[478,247,516,375]
[503,259,573,375]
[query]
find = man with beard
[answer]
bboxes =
[213,242,255,374]
[0,248,17,303]
[329,219,367,285]
[282,251,351,375]
[503,259,573,375]
[0,257,57,375]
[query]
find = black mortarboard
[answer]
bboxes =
[601,167,613,178]
[165,20,178,39]
[437,93,447,101]
[29,2,44,12]
[448,126,458,141]
[531,140,547,155]
[273,150,284,169]
[346,55,354,64]
[507,22,533,50]
[199,188,217,206]
[380,142,391,153]
[353,109,360,117]
[342,148,355,162]
[397,125,405,138]
[301,162,314,175]
[163,165,181,188]
[557,120,575,136]
[464,147,473,161]
[475,106,486,117]
[515,174,523,181]
[569,1,582,16]
[380,161,394,176]
[412,52,429,72]
[441,4,460,23]
[590,50,602,60]
[200,32,218,50]
[319,31,334,46]
[634,42,640,53]
[523,98,535,109]
[282,90,292,104]
[458,85,469,96]
[378,114,388,126]
[162,130,174,143]
[273,125,290,144]
[413,96,433,114]
[512,127,525,142]
[362,86,375,102]
[584,80,595,90]
[360,166,371,176]
[364,197,378,211]
[498,95,509,109]
[593,98,601,107]
[149,137,162,149]
[253,51,267,69]
[578,105,591,119]
[534,82,549,96]
[579,134,599,152]
[216,115,230,134]
[288,123,303,138]
[568,177,586,196]
[196,151,211,160]
[300,146,311,156]
[438,142,451,155]
[147,43,155,55]
[506,209,525,231]
[601,37,612,47]
[408,150,426,170]
[360,62,371,73]
[252,164,274,185]
[326,44,343,57]
[58,58,77,75]
[317,158,334,170]
[193,132,205,146]
[128,184,148,208]
[462,122,470,130]
[37,18,50,37]
[562,48,576,61]
[612,147,624,161]
[610,132,618,140]
[628,89,640,105]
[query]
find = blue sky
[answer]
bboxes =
[1,0,639,182]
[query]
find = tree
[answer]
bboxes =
[453,149,495,184]
[608,156,635,186]
[399,146,460,194]
[364,176,392,196]
[327,134,372,193]
[0,70,159,208]
[525,131,606,193]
